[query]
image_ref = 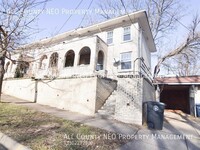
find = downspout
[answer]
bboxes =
[137,26,143,74]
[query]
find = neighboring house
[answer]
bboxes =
[154,76,200,117]
[3,10,156,125]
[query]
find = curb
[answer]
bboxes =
[0,132,31,150]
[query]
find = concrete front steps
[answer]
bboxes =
[95,90,117,119]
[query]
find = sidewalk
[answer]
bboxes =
[1,94,200,150]
[1,94,139,135]
[119,111,200,150]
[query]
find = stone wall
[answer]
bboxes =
[142,79,155,102]
[96,78,117,111]
[194,86,200,116]
[2,79,35,101]
[114,77,155,125]
[195,86,200,104]
[115,77,143,125]
[36,78,97,115]
[2,77,116,116]
[3,76,156,124]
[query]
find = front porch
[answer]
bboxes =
[33,35,108,79]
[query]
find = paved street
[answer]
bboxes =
[119,111,200,150]
[1,94,200,150]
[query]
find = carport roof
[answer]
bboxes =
[154,76,200,85]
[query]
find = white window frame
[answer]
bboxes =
[120,52,132,70]
[123,26,131,41]
[107,30,113,44]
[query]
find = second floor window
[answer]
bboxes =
[123,26,131,41]
[121,52,132,70]
[107,31,113,44]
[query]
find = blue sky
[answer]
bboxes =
[32,0,200,43]
[32,0,99,41]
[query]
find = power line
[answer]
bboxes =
[77,0,94,28]
[36,0,133,55]
[165,11,191,32]
[121,0,191,36]
[119,0,139,31]
[120,0,133,24]
[35,0,84,53]
[56,0,84,34]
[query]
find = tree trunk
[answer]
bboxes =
[0,56,5,102]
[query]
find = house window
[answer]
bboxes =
[120,52,132,70]
[64,50,75,67]
[79,46,91,65]
[21,62,30,74]
[123,26,131,41]
[39,55,47,69]
[14,61,29,78]
[96,51,104,71]
[5,61,10,73]
[9,62,13,72]
[107,31,113,44]
[49,52,58,68]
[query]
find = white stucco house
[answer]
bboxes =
[3,10,156,125]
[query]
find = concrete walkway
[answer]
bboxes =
[1,94,139,135]
[119,111,200,150]
[1,94,200,150]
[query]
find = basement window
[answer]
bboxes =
[78,46,91,65]
[49,52,58,68]
[64,50,75,67]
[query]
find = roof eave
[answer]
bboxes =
[138,11,156,52]
[23,10,157,51]
[154,83,200,85]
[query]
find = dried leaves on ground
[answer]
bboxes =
[0,102,131,150]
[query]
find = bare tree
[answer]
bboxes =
[0,0,49,101]
[154,14,200,77]
[97,0,183,44]
[161,48,200,76]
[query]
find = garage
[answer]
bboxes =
[154,76,200,116]
[160,85,190,114]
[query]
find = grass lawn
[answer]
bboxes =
[0,102,130,150]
